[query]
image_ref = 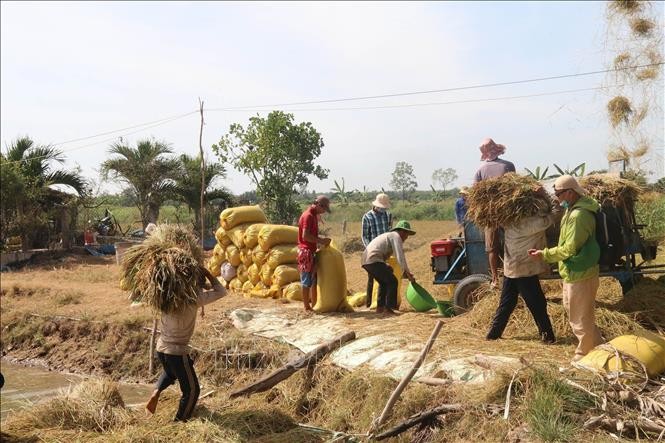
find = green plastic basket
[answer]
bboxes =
[436,300,455,317]
[406,282,437,312]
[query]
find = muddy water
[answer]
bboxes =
[0,360,154,420]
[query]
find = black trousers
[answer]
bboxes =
[366,277,374,307]
[156,352,201,421]
[363,262,398,309]
[486,275,555,341]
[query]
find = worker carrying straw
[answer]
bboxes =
[486,186,556,344]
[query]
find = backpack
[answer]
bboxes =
[589,206,624,267]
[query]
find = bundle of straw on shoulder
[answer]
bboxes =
[121,225,203,314]
[466,173,552,228]
[579,174,643,209]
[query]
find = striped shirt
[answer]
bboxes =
[362,209,393,247]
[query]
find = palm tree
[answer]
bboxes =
[101,139,180,228]
[171,154,233,234]
[2,136,87,249]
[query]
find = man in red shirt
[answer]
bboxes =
[298,195,332,311]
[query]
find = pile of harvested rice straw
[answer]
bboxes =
[466,173,553,228]
[579,174,643,208]
[120,225,203,314]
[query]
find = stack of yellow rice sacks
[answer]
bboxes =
[207,205,352,312]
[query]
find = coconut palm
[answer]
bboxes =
[2,136,88,249]
[171,154,234,234]
[101,139,180,228]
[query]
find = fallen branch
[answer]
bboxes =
[371,320,444,434]
[416,377,452,386]
[585,415,665,435]
[229,331,356,398]
[374,403,463,441]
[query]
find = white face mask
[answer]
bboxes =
[375,207,386,213]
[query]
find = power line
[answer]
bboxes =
[215,62,663,109]
[208,85,620,113]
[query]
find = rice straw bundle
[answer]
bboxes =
[579,174,643,208]
[630,17,655,36]
[466,173,552,228]
[607,96,633,127]
[121,225,203,313]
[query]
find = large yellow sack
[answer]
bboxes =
[219,205,268,231]
[247,263,261,286]
[347,292,367,308]
[207,254,224,277]
[258,225,299,251]
[240,247,253,267]
[250,282,274,299]
[272,264,300,288]
[267,245,298,268]
[314,245,354,313]
[243,223,267,249]
[215,227,232,246]
[225,244,241,267]
[229,277,243,292]
[236,264,248,283]
[213,243,225,258]
[577,330,665,377]
[227,222,254,249]
[370,256,403,309]
[283,282,302,301]
[260,262,275,286]
[252,245,268,266]
[242,280,254,293]
[269,285,283,299]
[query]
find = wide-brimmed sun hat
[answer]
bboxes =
[314,195,331,213]
[391,220,416,235]
[553,175,586,197]
[372,193,391,209]
[459,186,469,195]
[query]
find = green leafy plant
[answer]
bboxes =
[524,166,552,180]
[552,163,586,177]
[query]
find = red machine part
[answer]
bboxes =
[431,239,457,257]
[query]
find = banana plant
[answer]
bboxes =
[330,178,353,206]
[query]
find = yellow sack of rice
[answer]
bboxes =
[207,254,224,278]
[247,263,261,286]
[252,245,268,266]
[229,277,243,292]
[215,227,232,246]
[258,224,298,251]
[240,247,253,267]
[347,292,367,308]
[577,330,665,377]
[283,282,302,301]
[236,264,248,283]
[370,256,403,309]
[250,282,273,298]
[227,222,254,249]
[267,245,298,268]
[225,244,241,267]
[260,262,275,286]
[213,243,225,258]
[219,205,268,231]
[272,264,299,287]
[242,280,254,293]
[314,245,354,313]
[269,285,283,299]
[243,223,267,249]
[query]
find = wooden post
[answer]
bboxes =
[198,98,205,247]
[342,220,347,235]
[149,317,158,375]
[371,320,443,433]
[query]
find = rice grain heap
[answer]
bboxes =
[579,174,642,208]
[121,224,203,314]
[466,173,552,229]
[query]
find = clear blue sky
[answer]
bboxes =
[2,1,663,194]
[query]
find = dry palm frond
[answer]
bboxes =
[121,224,204,313]
[579,174,643,208]
[466,173,553,229]
[630,18,655,36]
[607,96,633,128]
